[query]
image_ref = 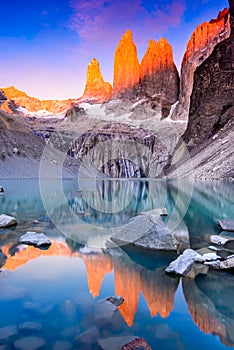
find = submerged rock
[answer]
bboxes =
[0,325,18,342]
[98,336,137,350]
[121,337,152,350]
[94,299,117,325]
[165,249,201,276]
[18,322,42,333]
[217,219,234,232]
[14,336,45,350]
[19,232,51,248]
[106,295,124,307]
[0,214,17,228]
[75,326,100,347]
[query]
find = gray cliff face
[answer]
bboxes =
[171,8,230,121]
[165,1,234,179]
[68,123,169,178]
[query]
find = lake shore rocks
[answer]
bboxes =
[0,214,17,228]
[217,219,234,232]
[165,249,201,276]
[111,215,178,251]
[19,232,51,248]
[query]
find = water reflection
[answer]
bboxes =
[0,179,234,348]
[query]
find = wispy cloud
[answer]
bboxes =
[69,0,186,46]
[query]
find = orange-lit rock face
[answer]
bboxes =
[0,86,75,114]
[78,253,113,298]
[141,267,179,318]
[114,262,141,327]
[141,38,175,78]
[140,38,179,105]
[2,241,76,271]
[184,9,230,60]
[112,30,141,97]
[172,8,230,120]
[182,279,229,345]
[80,58,112,103]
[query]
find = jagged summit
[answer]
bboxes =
[79,58,112,103]
[171,7,230,120]
[112,29,141,97]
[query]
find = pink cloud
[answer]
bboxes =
[69,0,186,45]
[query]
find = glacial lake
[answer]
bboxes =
[0,178,234,349]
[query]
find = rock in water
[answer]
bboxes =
[0,214,17,228]
[121,337,152,350]
[209,235,228,245]
[14,336,45,350]
[106,295,124,307]
[217,219,234,232]
[19,232,51,247]
[165,249,201,276]
[0,251,7,268]
[0,186,4,193]
[111,216,178,251]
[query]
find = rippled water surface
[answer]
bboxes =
[0,178,234,349]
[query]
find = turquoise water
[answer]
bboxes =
[0,179,234,349]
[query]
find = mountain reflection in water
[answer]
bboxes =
[0,179,233,349]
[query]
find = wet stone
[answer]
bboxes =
[53,340,73,350]
[0,326,18,342]
[217,219,234,232]
[19,232,51,248]
[18,322,42,333]
[0,214,17,228]
[14,336,45,350]
[165,249,200,276]
[106,295,124,307]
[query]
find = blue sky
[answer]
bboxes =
[0,0,229,99]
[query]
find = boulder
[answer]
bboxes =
[98,336,137,350]
[94,299,117,325]
[0,326,18,342]
[18,322,42,333]
[53,340,73,350]
[14,336,45,350]
[75,326,100,347]
[209,235,228,245]
[220,256,234,269]
[111,216,178,251]
[218,219,234,232]
[165,249,201,276]
[12,147,20,155]
[0,186,4,193]
[194,252,221,263]
[0,214,17,228]
[121,337,152,350]
[19,232,51,247]
[0,251,7,268]
[106,296,124,307]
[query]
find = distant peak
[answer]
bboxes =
[123,29,133,40]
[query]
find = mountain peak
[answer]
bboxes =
[112,30,140,97]
[80,57,112,103]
